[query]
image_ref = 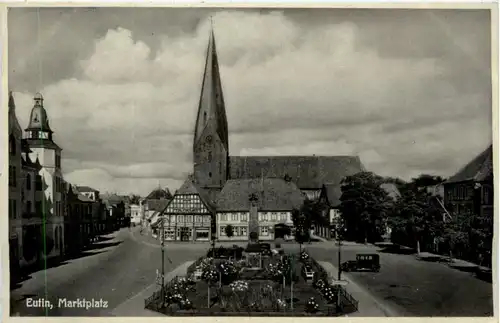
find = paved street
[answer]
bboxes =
[11,228,207,316]
[304,244,494,317]
[11,229,493,317]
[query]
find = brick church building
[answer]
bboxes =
[161,25,365,242]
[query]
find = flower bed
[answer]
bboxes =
[146,253,358,316]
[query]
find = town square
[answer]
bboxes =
[7,7,495,317]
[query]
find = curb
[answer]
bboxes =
[317,261,402,317]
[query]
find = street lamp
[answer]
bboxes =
[160,217,166,308]
[335,220,345,313]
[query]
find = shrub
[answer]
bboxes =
[305,297,320,313]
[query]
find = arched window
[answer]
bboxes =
[26,174,31,190]
[203,111,207,124]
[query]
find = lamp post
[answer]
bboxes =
[335,221,344,313]
[338,227,342,281]
[160,217,166,308]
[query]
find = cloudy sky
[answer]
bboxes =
[8,7,492,196]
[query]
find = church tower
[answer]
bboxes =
[193,23,229,190]
[25,93,65,257]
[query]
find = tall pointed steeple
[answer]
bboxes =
[192,19,229,190]
[193,20,229,150]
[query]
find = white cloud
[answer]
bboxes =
[12,10,492,195]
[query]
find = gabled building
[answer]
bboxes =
[443,145,493,265]
[215,178,305,241]
[159,177,213,241]
[444,145,493,218]
[143,187,172,230]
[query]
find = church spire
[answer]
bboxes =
[193,19,229,151]
[192,18,230,189]
[9,91,15,112]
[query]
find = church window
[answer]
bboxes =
[203,112,207,124]
[209,172,212,178]
[26,174,31,190]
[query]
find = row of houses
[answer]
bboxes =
[8,91,130,282]
[140,145,492,245]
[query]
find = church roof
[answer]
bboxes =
[229,155,365,189]
[445,145,493,184]
[216,178,305,212]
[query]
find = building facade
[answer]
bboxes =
[215,178,303,241]
[160,178,213,241]
[9,92,66,277]
[24,93,65,260]
[9,91,25,277]
[443,145,494,266]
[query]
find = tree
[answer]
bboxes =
[410,174,445,189]
[338,172,394,243]
[389,189,444,253]
[291,207,312,253]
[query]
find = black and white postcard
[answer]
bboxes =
[4,4,497,318]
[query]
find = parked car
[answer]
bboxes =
[341,253,380,272]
